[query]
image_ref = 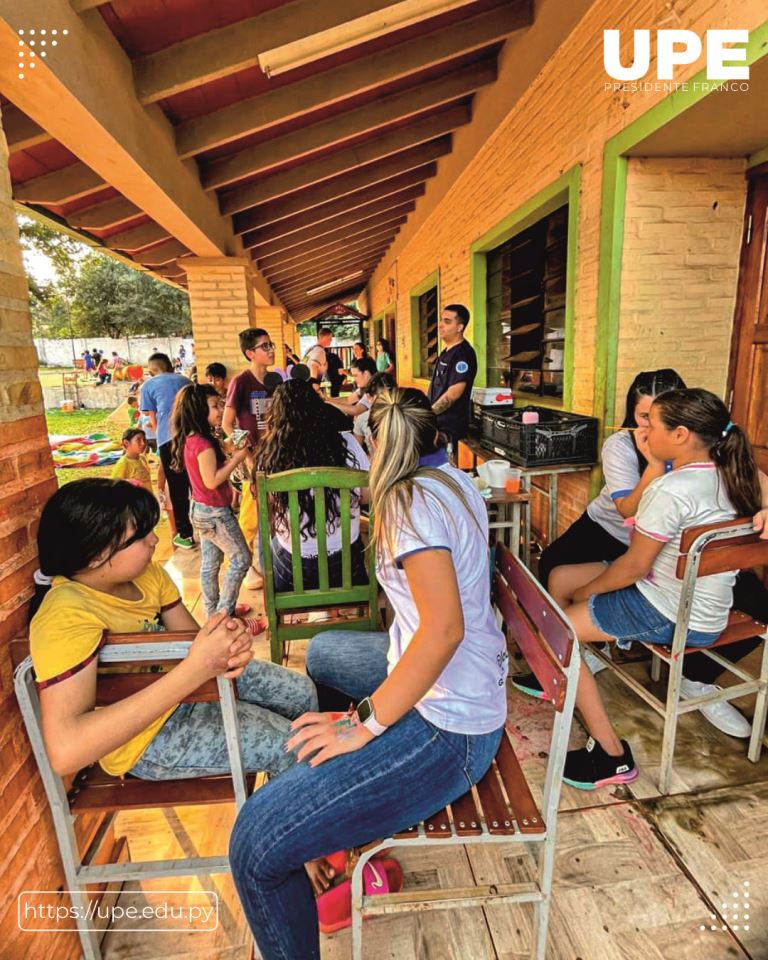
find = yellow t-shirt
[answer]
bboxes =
[30,563,182,776]
[111,454,152,491]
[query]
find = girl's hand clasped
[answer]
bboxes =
[286,710,374,767]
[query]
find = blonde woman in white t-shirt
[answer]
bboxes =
[551,388,762,791]
[229,388,507,960]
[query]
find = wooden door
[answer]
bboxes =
[728,170,768,473]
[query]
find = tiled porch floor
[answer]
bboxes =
[102,526,768,959]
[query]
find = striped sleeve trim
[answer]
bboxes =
[160,598,182,613]
[395,544,451,569]
[37,630,108,690]
[634,523,671,543]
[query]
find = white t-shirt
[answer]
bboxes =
[587,431,640,545]
[304,344,328,377]
[634,463,737,633]
[377,461,508,735]
[274,433,368,557]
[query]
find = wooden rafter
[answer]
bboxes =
[203,60,495,191]
[263,229,404,280]
[220,103,470,216]
[103,220,171,253]
[134,0,401,105]
[256,215,409,271]
[276,262,384,301]
[68,196,142,230]
[175,3,531,157]
[14,162,105,204]
[3,105,50,153]
[71,0,111,11]
[134,239,189,266]
[244,194,418,255]
[235,166,433,239]
[272,248,394,294]
[239,139,450,228]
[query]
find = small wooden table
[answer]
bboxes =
[482,487,531,560]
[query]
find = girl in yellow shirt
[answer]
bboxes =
[30,478,316,780]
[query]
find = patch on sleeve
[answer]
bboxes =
[455,360,469,374]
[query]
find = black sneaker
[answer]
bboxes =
[511,672,549,700]
[562,737,639,791]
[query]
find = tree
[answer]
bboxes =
[18,214,191,339]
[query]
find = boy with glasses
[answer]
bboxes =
[223,329,281,587]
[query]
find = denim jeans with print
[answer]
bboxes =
[190,501,251,618]
[129,658,318,780]
[229,629,503,960]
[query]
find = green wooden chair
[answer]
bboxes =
[255,466,380,664]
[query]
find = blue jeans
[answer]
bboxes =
[129,658,317,780]
[190,501,252,618]
[229,630,504,960]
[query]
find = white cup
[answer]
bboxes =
[485,458,511,487]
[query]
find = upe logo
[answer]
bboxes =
[603,29,749,81]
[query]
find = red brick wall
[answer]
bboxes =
[0,108,80,958]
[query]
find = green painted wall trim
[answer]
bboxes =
[592,20,768,499]
[468,164,582,407]
[409,267,440,381]
[595,21,768,431]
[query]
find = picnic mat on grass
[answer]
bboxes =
[50,433,122,468]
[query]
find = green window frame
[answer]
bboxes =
[469,166,581,409]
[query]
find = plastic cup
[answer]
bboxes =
[504,467,522,493]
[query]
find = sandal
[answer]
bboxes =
[317,856,403,934]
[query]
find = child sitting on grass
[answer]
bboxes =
[30,479,317,781]
[111,428,152,492]
[551,388,762,790]
[170,383,265,633]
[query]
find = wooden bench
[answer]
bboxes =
[589,518,768,794]
[13,630,249,960]
[349,542,579,960]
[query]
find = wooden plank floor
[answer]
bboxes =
[103,532,768,959]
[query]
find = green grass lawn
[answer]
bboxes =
[45,408,125,486]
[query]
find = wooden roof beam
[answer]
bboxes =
[239,138,450,228]
[134,0,400,105]
[3,104,50,153]
[256,215,409,271]
[272,249,393,295]
[0,1,261,286]
[14,162,105,204]
[235,165,432,238]
[275,251,390,299]
[203,59,495,191]
[176,2,532,158]
[134,239,190,266]
[103,220,171,253]
[263,226,405,280]
[68,196,142,230]
[220,103,470,216]
[71,0,111,11]
[243,186,416,258]
[288,287,369,313]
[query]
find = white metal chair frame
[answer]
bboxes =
[590,521,768,794]
[14,635,248,960]
[349,547,581,960]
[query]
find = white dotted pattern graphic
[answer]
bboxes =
[699,881,750,933]
[16,26,67,78]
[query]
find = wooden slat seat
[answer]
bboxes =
[389,728,544,841]
[644,608,768,661]
[68,766,258,814]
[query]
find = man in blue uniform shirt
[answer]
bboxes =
[427,303,477,445]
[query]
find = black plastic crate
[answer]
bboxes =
[478,405,598,467]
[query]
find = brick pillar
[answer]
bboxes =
[0,109,79,957]
[181,258,296,374]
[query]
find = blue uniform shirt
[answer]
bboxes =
[139,373,191,448]
[427,339,477,443]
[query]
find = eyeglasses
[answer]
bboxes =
[254,341,276,351]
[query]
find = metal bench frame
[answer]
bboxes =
[14,632,248,960]
[589,520,768,794]
[350,543,580,960]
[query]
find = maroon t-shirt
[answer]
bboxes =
[225,370,269,442]
[184,434,232,508]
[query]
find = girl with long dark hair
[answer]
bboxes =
[170,384,262,630]
[554,388,762,789]
[229,388,507,958]
[255,378,369,592]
